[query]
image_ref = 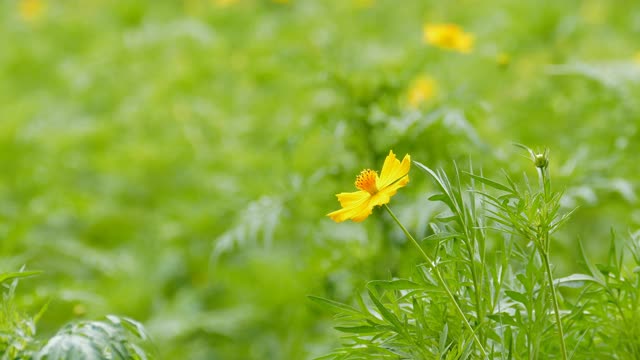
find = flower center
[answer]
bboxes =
[355,169,378,195]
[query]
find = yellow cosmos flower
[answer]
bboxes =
[328,151,410,223]
[634,52,640,65]
[407,75,437,108]
[423,23,474,53]
[18,0,46,22]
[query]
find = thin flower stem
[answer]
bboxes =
[541,251,568,360]
[536,164,568,360]
[383,205,487,357]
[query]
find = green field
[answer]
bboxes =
[2,0,640,359]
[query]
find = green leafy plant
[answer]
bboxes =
[314,146,640,359]
[0,270,43,359]
[0,269,154,360]
[36,315,151,360]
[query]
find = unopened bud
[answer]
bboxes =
[534,153,549,169]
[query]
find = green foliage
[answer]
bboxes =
[36,315,150,360]
[0,271,153,360]
[0,271,43,360]
[2,0,640,358]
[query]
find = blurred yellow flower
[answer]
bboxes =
[213,0,239,7]
[18,0,46,22]
[407,75,437,108]
[634,52,640,64]
[353,0,375,8]
[579,0,607,25]
[328,151,410,222]
[423,23,474,53]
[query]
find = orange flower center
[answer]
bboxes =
[355,169,378,195]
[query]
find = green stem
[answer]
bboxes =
[463,236,485,343]
[536,161,567,359]
[541,251,567,360]
[384,205,487,357]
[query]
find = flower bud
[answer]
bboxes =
[534,153,549,169]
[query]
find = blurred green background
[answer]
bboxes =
[1,0,639,358]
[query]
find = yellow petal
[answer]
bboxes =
[423,23,474,53]
[378,151,411,189]
[457,33,474,53]
[336,190,370,207]
[19,0,46,22]
[327,194,374,223]
[369,175,409,208]
[350,204,375,222]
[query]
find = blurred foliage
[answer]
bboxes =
[0,271,153,359]
[1,0,640,358]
